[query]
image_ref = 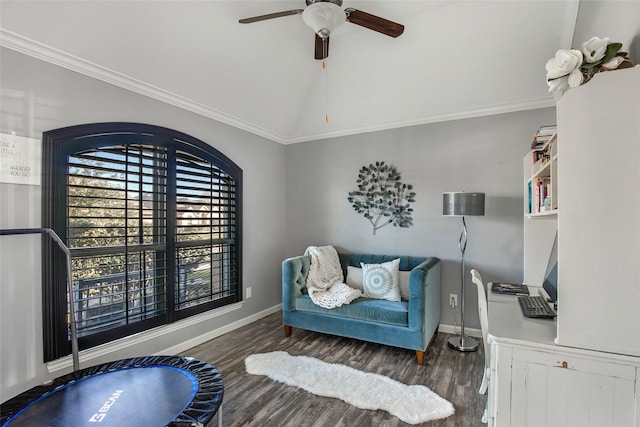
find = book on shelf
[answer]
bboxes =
[530,137,557,169]
[530,125,557,149]
[536,125,557,136]
[527,177,552,214]
[531,150,550,166]
[535,178,543,213]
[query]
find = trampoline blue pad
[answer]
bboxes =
[6,366,197,426]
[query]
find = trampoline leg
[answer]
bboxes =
[218,403,223,427]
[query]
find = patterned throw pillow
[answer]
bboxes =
[347,265,412,300]
[360,259,401,301]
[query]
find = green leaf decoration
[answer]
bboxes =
[601,42,622,65]
[582,61,601,70]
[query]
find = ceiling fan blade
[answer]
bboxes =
[239,9,303,24]
[344,8,404,38]
[314,34,329,60]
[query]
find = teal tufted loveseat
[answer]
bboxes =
[282,253,441,364]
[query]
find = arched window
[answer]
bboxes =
[42,123,242,361]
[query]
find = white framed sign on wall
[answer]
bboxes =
[0,133,41,186]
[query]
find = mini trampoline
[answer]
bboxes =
[0,355,223,427]
[0,229,224,426]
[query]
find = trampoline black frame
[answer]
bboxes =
[0,355,224,426]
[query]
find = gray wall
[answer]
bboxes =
[284,107,555,329]
[0,46,557,402]
[0,48,286,400]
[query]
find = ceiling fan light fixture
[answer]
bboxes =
[302,2,346,39]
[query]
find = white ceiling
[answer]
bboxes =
[0,0,627,144]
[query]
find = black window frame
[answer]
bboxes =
[42,122,242,362]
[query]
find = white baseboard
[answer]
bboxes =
[438,323,482,339]
[161,304,282,355]
[47,302,282,374]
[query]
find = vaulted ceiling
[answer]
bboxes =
[1,1,636,144]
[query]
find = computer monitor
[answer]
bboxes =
[542,232,558,303]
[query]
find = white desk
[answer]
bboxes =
[487,286,556,347]
[486,286,640,427]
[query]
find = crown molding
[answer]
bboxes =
[2,12,572,146]
[0,28,288,144]
[284,96,557,144]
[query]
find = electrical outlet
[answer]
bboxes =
[449,293,458,308]
[246,287,252,299]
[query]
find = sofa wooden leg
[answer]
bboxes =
[284,325,292,337]
[415,328,438,365]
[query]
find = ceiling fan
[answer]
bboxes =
[239,0,404,60]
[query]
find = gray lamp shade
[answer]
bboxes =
[443,192,485,216]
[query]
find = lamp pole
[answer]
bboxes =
[448,216,478,351]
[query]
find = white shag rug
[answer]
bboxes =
[245,351,455,425]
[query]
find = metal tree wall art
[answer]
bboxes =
[347,161,416,235]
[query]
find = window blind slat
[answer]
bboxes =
[44,123,241,361]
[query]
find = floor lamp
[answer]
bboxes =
[443,192,485,352]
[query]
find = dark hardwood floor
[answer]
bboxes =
[181,311,487,426]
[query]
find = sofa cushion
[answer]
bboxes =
[295,295,408,327]
[361,259,401,301]
[346,265,364,290]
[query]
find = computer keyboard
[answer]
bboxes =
[518,295,556,318]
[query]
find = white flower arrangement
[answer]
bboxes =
[546,36,634,94]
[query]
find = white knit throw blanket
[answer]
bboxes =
[304,245,362,309]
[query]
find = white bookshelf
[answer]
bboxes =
[523,131,558,286]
